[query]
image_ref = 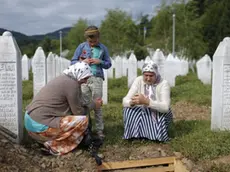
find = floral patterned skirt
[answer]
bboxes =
[28,115,88,155]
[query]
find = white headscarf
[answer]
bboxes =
[142,61,161,101]
[142,61,161,84]
[63,61,92,81]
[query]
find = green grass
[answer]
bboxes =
[206,163,230,172]
[22,70,33,113]
[169,120,230,161]
[171,71,212,106]
[22,71,230,171]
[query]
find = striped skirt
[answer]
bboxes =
[123,106,173,142]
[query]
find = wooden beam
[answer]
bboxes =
[98,156,175,171]
[113,165,174,172]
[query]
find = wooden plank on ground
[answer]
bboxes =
[114,165,174,172]
[98,156,175,171]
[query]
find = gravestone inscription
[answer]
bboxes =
[0,31,23,143]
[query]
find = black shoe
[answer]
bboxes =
[40,147,52,156]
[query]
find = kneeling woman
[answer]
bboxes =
[122,62,173,142]
[24,61,102,155]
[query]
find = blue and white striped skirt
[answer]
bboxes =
[123,106,173,142]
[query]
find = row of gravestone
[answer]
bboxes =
[24,46,212,93]
[21,53,70,82]
[30,47,70,96]
[0,31,224,145]
[110,49,212,87]
[21,49,70,81]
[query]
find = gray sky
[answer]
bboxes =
[0,0,162,36]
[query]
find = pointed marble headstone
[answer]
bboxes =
[115,56,123,78]
[21,54,29,80]
[128,53,137,88]
[152,49,166,78]
[32,47,47,97]
[0,31,23,143]
[196,54,212,84]
[47,52,55,83]
[211,37,230,130]
[164,53,177,87]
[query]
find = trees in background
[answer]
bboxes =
[20,0,230,61]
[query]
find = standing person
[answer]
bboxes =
[71,25,112,139]
[122,62,173,142]
[24,61,103,155]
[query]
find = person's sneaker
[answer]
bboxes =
[97,131,105,139]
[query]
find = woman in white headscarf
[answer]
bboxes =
[122,61,173,142]
[24,61,103,155]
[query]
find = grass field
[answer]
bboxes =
[22,71,230,171]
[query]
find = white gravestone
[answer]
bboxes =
[115,56,123,78]
[147,47,155,58]
[211,37,230,130]
[102,69,108,104]
[164,54,177,87]
[128,53,137,88]
[122,57,128,76]
[107,59,114,79]
[21,54,29,80]
[152,49,166,78]
[32,47,47,97]
[55,55,61,77]
[188,60,195,73]
[181,59,189,76]
[137,60,144,70]
[0,31,23,143]
[144,56,152,63]
[196,54,212,84]
[175,56,183,76]
[60,57,66,73]
[47,52,55,83]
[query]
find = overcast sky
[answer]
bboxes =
[0,0,163,36]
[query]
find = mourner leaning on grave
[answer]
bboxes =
[24,61,103,155]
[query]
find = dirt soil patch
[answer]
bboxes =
[171,101,211,121]
[0,136,176,172]
[0,101,210,172]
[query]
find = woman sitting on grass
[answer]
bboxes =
[24,61,102,155]
[122,61,173,142]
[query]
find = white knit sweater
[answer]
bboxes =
[122,76,171,113]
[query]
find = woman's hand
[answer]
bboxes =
[82,58,91,64]
[131,94,149,106]
[94,98,103,109]
[89,58,101,64]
